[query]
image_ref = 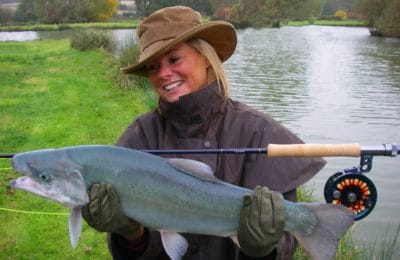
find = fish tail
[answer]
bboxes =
[293,203,354,260]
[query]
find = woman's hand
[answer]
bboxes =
[81,184,144,241]
[238,186,285,257]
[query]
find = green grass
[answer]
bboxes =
[363,224,400,259]
[0,39,154,258]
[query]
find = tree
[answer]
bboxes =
[229,0,323,28]
[374,0,400,37]
[33,0,69,23]
[134,0,212,17]
[65,0,88,22]
[281,0,322,21]
[322,0,359,16]
[135,0,150,16]
[356,0,400,37]
[86,0,119,22]
[14,0,37,22]
[184,0,212,15]
[230,0,275,27]
[334,9,347,19]
[14,0,118,23]
[0,6,14,24]
[210,0,231,17]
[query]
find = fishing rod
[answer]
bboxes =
[0,143,398,158]
[144,143,399,157]
[1,143,399,220]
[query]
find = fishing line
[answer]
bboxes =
[0,207,69,216]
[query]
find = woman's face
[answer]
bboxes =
[146,43,209,103]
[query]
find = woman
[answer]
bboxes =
[82,6,325,260]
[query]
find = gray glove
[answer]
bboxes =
[238,186,285,257]
[81,183,142,238]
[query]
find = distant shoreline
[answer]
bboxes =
[0,19,367,32]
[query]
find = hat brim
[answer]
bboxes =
[121,21,237,76]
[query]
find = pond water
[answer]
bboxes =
[0,29,136,54]
[0,29,135,41]
[2,26,400,253]
[225,25,400,253]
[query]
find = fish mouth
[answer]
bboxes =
[10,176,51,199]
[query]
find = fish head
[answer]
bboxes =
[11,148,89,208]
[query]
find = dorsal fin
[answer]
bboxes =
[167,158,220,182]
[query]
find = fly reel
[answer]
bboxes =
[324,171,377,221]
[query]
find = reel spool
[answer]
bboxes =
[324,172,377,221]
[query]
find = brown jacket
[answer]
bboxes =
[109,82,326,259]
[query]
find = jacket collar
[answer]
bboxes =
[158,81,227,131]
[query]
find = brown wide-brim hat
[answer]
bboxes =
[121,6,237,76]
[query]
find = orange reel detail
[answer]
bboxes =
[324,172,377,221]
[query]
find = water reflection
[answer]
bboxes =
[0,29,137,57]
[226,26,400,250]
[227,27,312,124]
[0,31,38,41]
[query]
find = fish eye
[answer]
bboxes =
[38,173,50,181]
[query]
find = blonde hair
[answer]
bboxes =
[187,38,230,99]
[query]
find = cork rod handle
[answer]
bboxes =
[267,143,361,157]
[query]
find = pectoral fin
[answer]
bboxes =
[167,158,220,182]
[160,230,188,260]
[69,207,83,248]
[231,236,240,248]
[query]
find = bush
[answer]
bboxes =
[118,41,140,68]
[70,29,114,51]
[57,24,72,30]
[335,9,348,20]
[114,41,152,90]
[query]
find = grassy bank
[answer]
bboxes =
[0,39,154,258]
[288,19,367,27]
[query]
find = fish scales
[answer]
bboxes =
[67,146,244,234]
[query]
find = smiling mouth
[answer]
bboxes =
[164,81,183,91]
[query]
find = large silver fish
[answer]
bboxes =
[11,145,354,260]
